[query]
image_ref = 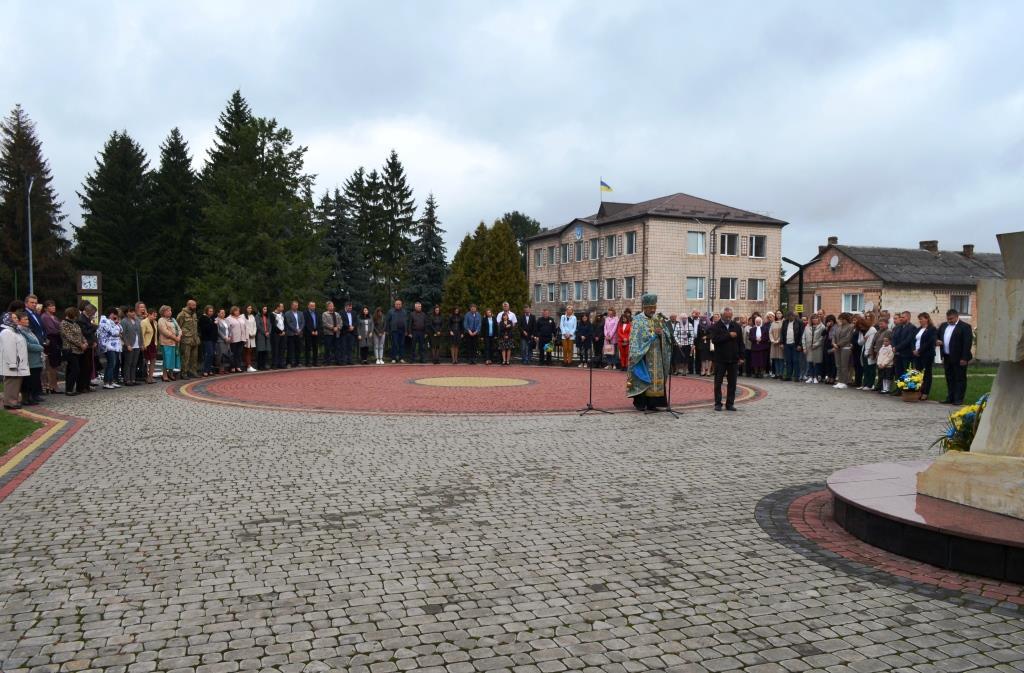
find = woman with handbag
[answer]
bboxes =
[603,308,619,369]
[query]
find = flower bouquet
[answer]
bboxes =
[932,394,988,452]
[895,368,924,401]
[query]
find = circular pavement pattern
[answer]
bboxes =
[171,364,763,415]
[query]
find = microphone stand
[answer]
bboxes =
[578,344,612,416]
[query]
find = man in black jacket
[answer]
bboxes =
[711,307,744,411]
[780,312,804,381]
[302,301,320,367]
[519,306,536,364]
[536,310,556,365]
[891,311,916,383]
[938,308,973,405]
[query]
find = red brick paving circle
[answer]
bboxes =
[790,489,1024,605]
[171,364,763,415]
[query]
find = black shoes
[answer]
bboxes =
[714,404,723,411]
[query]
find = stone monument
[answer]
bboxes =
[917,231,1024,519]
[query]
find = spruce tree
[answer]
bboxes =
[402,193,447,309]
[477,218,528,312]
[194,91,327,307]
[0,105,72,303]
[322,188,370,305]
[75,130,152,305]
[379,150,416,300]
[497,210,541,271]
[443,222,489,310]
[148,127,200,309]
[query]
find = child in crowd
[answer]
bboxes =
[876,336,895,393]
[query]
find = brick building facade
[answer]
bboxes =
[526,193,786,317]
[784,236,1005,325]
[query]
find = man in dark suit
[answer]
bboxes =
[891,311,916,384]
[536,309,555,365]
[339,302,356,365]
[284,300,304,367]
[519,306,536,364]
[480,309,497,365]
[711,307,744,411]
[938,308,973,405]
[302,301,320,367]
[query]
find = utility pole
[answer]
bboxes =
[26,174,35,295]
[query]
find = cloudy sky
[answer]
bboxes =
[3,1,1022,268]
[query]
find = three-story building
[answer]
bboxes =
[526,193,786,317]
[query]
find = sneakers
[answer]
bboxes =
[834,382,848,389]
[247,366,257,372]
[103,383,115,389]
[804,377,813,384]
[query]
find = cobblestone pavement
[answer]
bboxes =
[2,374,1021,673]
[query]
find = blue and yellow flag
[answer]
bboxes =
[600,180,613,192]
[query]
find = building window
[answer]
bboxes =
[748,235,767,259]
[560,243,571,264]
[547,283,556,302]
[534,284,543,303]
[605,234,617,257]
[720,277,738,301]
[548,246,555,265]
[625,231,637,255]
[589,279,599,300]
[574,281,583,301]
[687,231,705,255]
[624,276,636,299]
[574,241,584,262]
[950,293,971,316]
[747,278,766,301]
[534,249,542,268]
[605,278,616,299]
[719,233,739,256]
[560,282,570,302]
[842,293,864,313]
[589,238,599,260]
[813,294,822,313]
[686,276,705,300]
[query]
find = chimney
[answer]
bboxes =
[962,244,975,258]
[818,245,827,255]
[919,240,939,253]
[827,236,838,246]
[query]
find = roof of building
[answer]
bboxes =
[794,244,1005,287]
[527,192,787,241]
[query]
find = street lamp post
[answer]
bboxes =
[26,174,35,296]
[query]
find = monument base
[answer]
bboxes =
[917,451,1024,520]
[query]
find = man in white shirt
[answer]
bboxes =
[500,301,518,326]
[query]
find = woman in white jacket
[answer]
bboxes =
[859,323,878,391]
[2,310,30,409]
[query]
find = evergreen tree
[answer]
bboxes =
[74,130,152,305]
[402,193,447,309]
[379,150,416,300]
[148,127,200,309]
[0,105,72,303]
[442,230,479,311]
[497,210,541,271]
[193,91,327,307]
[322,188,370,304]
[477,218,528,312]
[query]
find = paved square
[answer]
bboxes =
[1,372,1021,673]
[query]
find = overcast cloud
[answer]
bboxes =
[3,0,1022,267]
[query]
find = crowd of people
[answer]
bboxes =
[1,291,975,410]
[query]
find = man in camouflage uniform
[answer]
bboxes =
[176,299,200,379]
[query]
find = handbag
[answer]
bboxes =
[602,343,614,356]
[631,359,651,384]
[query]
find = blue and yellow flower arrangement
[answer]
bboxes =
[932,394,989,452]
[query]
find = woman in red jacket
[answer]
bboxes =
[617,309,632,370]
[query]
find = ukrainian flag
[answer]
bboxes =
[600,180,613,193]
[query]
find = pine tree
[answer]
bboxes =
[443,222,489,310]
[148,127,200,309]
[379,150,416,300]
[322,188,370,305]
[74,130,152,305]
[477,218,528,312]
[0,105,72,303]
[497,210,541,271]
[402,193,447,309]
[193,91,327,307]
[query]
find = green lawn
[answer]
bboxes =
[927,367,994,405]
[0,410,42,457]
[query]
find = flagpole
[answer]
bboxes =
[600,176,603,204]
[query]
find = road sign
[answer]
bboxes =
[795,304,804,313]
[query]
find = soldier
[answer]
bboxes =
[176,299,200,379]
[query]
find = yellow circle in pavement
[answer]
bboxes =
[413,376,531,388]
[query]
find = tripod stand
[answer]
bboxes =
[578,354,612,415]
